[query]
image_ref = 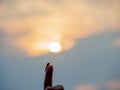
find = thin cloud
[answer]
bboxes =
[113,37,120,47]
[105,80,120,90]
[74,84,98,90]
[0,0,119,56]
[73,80,120,90]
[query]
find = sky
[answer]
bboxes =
[0,0,120,90]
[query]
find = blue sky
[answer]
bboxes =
[0,31,120,90]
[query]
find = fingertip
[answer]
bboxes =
[47,65,53,72]
[46,65,53,75]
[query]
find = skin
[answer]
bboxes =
[44,64,64,90]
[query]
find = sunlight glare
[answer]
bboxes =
[48,42,62,53]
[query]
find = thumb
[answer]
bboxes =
[45,86,53,90]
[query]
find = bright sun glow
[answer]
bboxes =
[48,42,62,53]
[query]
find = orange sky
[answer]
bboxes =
[0,0,119,56]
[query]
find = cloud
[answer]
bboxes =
[73,80,120,90]
[0,0,120,56]
[113,37,120,47]
[74,84,98,90]
[105,80,120,90]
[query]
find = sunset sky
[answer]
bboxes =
[0,0,120,90]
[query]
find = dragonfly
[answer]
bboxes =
[45,63,50,72]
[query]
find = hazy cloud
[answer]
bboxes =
[113,37,120,47]
[0,0,119,56]
[73,80,120,90]
[105,80,120,90]
[74,84,98,90]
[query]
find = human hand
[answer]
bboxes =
[44,63,64,90]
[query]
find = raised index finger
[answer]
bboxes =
[44,64,53,89]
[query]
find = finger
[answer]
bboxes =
[45,86,53,90]
[45,85,64,90]
[44,65,53,89]
[52,85,64,90]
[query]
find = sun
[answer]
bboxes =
[48,42,62,53]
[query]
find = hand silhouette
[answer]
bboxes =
[44,63,64,90]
